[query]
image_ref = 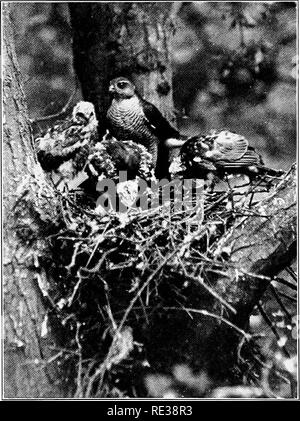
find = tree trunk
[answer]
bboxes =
[213,166,297,323]
[69,2,177,133]
[3,4,67,398]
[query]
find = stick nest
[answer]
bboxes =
[43,169,295,398]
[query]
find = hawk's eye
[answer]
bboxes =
[117,81,127,89]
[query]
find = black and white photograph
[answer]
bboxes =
[2,1,298,401]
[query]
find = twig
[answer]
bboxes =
[67,274,83,307]
[162,307,251,339]
[277,291,297,303]
[177,258,237,315]
[269,283,292,320]
[272,277,297,291]
[285,266,298,283]
[66,241,82,270]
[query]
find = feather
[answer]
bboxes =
[212,130,249,161]
[141,99,181,141]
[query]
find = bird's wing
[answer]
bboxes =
[212,131,249,161]
[216,147,264,168]
[141,99,181,141]
[35,118,92,171]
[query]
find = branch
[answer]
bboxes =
[211,165,297,322]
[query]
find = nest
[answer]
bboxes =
[40,166,293,398]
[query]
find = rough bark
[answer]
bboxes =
[69,2,177,133]
[213,166,297,324]
[3,4,67,398]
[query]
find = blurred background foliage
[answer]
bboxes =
[12,2,296,170]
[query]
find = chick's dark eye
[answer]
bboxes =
[117,82,127,89]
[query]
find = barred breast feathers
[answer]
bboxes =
[107,96,156,143]
[108,97,142,120]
